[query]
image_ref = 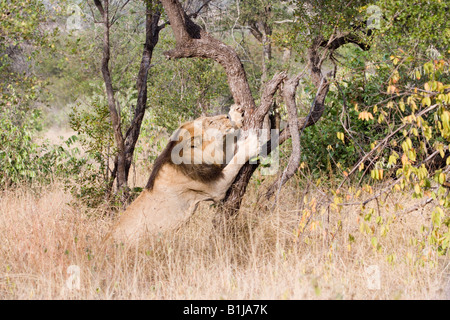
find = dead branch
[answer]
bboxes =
[266,74,305,200]
[252,71,287,126]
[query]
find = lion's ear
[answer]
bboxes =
[230,104,244,114]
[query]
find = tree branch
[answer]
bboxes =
[320,32,371,51]
[266,75,302,200]
[124,1,162,178]
[188,0,213,18]
[160,0,255,110]
[93,0,105,17]
[110,0,131,26]
[252,71,286,126]
[276,39,331,146]
[94,0,128,193]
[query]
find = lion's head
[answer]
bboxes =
[145,107,245,190]
[228,104,244,129]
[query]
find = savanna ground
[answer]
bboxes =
[1,157,449,300]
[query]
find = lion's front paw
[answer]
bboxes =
[239,130,259,161]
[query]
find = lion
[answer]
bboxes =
[109,105,259,244]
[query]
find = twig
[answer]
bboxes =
[400,197,434,216]
[110,0,131,26]
[189,0,213,18]
[157,0,213,31]
[362,179,400,206]
[266,75,324,201]
[335,81,366,155]
[338,103,440,190]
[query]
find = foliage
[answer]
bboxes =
[0,107,45,186]
[67,84,170,207]
[378,56,450,255]
[307,47,450,256]
[0,0,69,188]
[0,0,54,116]
[377,0,449,52]
[265,0,450,257]
[0,104,84,188]
[287,0,373,49]
[0,0,48,44]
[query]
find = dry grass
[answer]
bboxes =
[0,176,449,300]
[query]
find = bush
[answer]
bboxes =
[0,107,83,188]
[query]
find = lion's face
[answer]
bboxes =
[201,114,238,134]
[145,107,245,190]
[170,110,244,181]
[177,114,241,166]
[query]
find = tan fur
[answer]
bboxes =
[109,108,258,245]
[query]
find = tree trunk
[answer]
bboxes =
[215,37,332,221]
[123,1,162,182]
[94,0,162,202]
[95,0,128,196]
[259,21,272,86]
